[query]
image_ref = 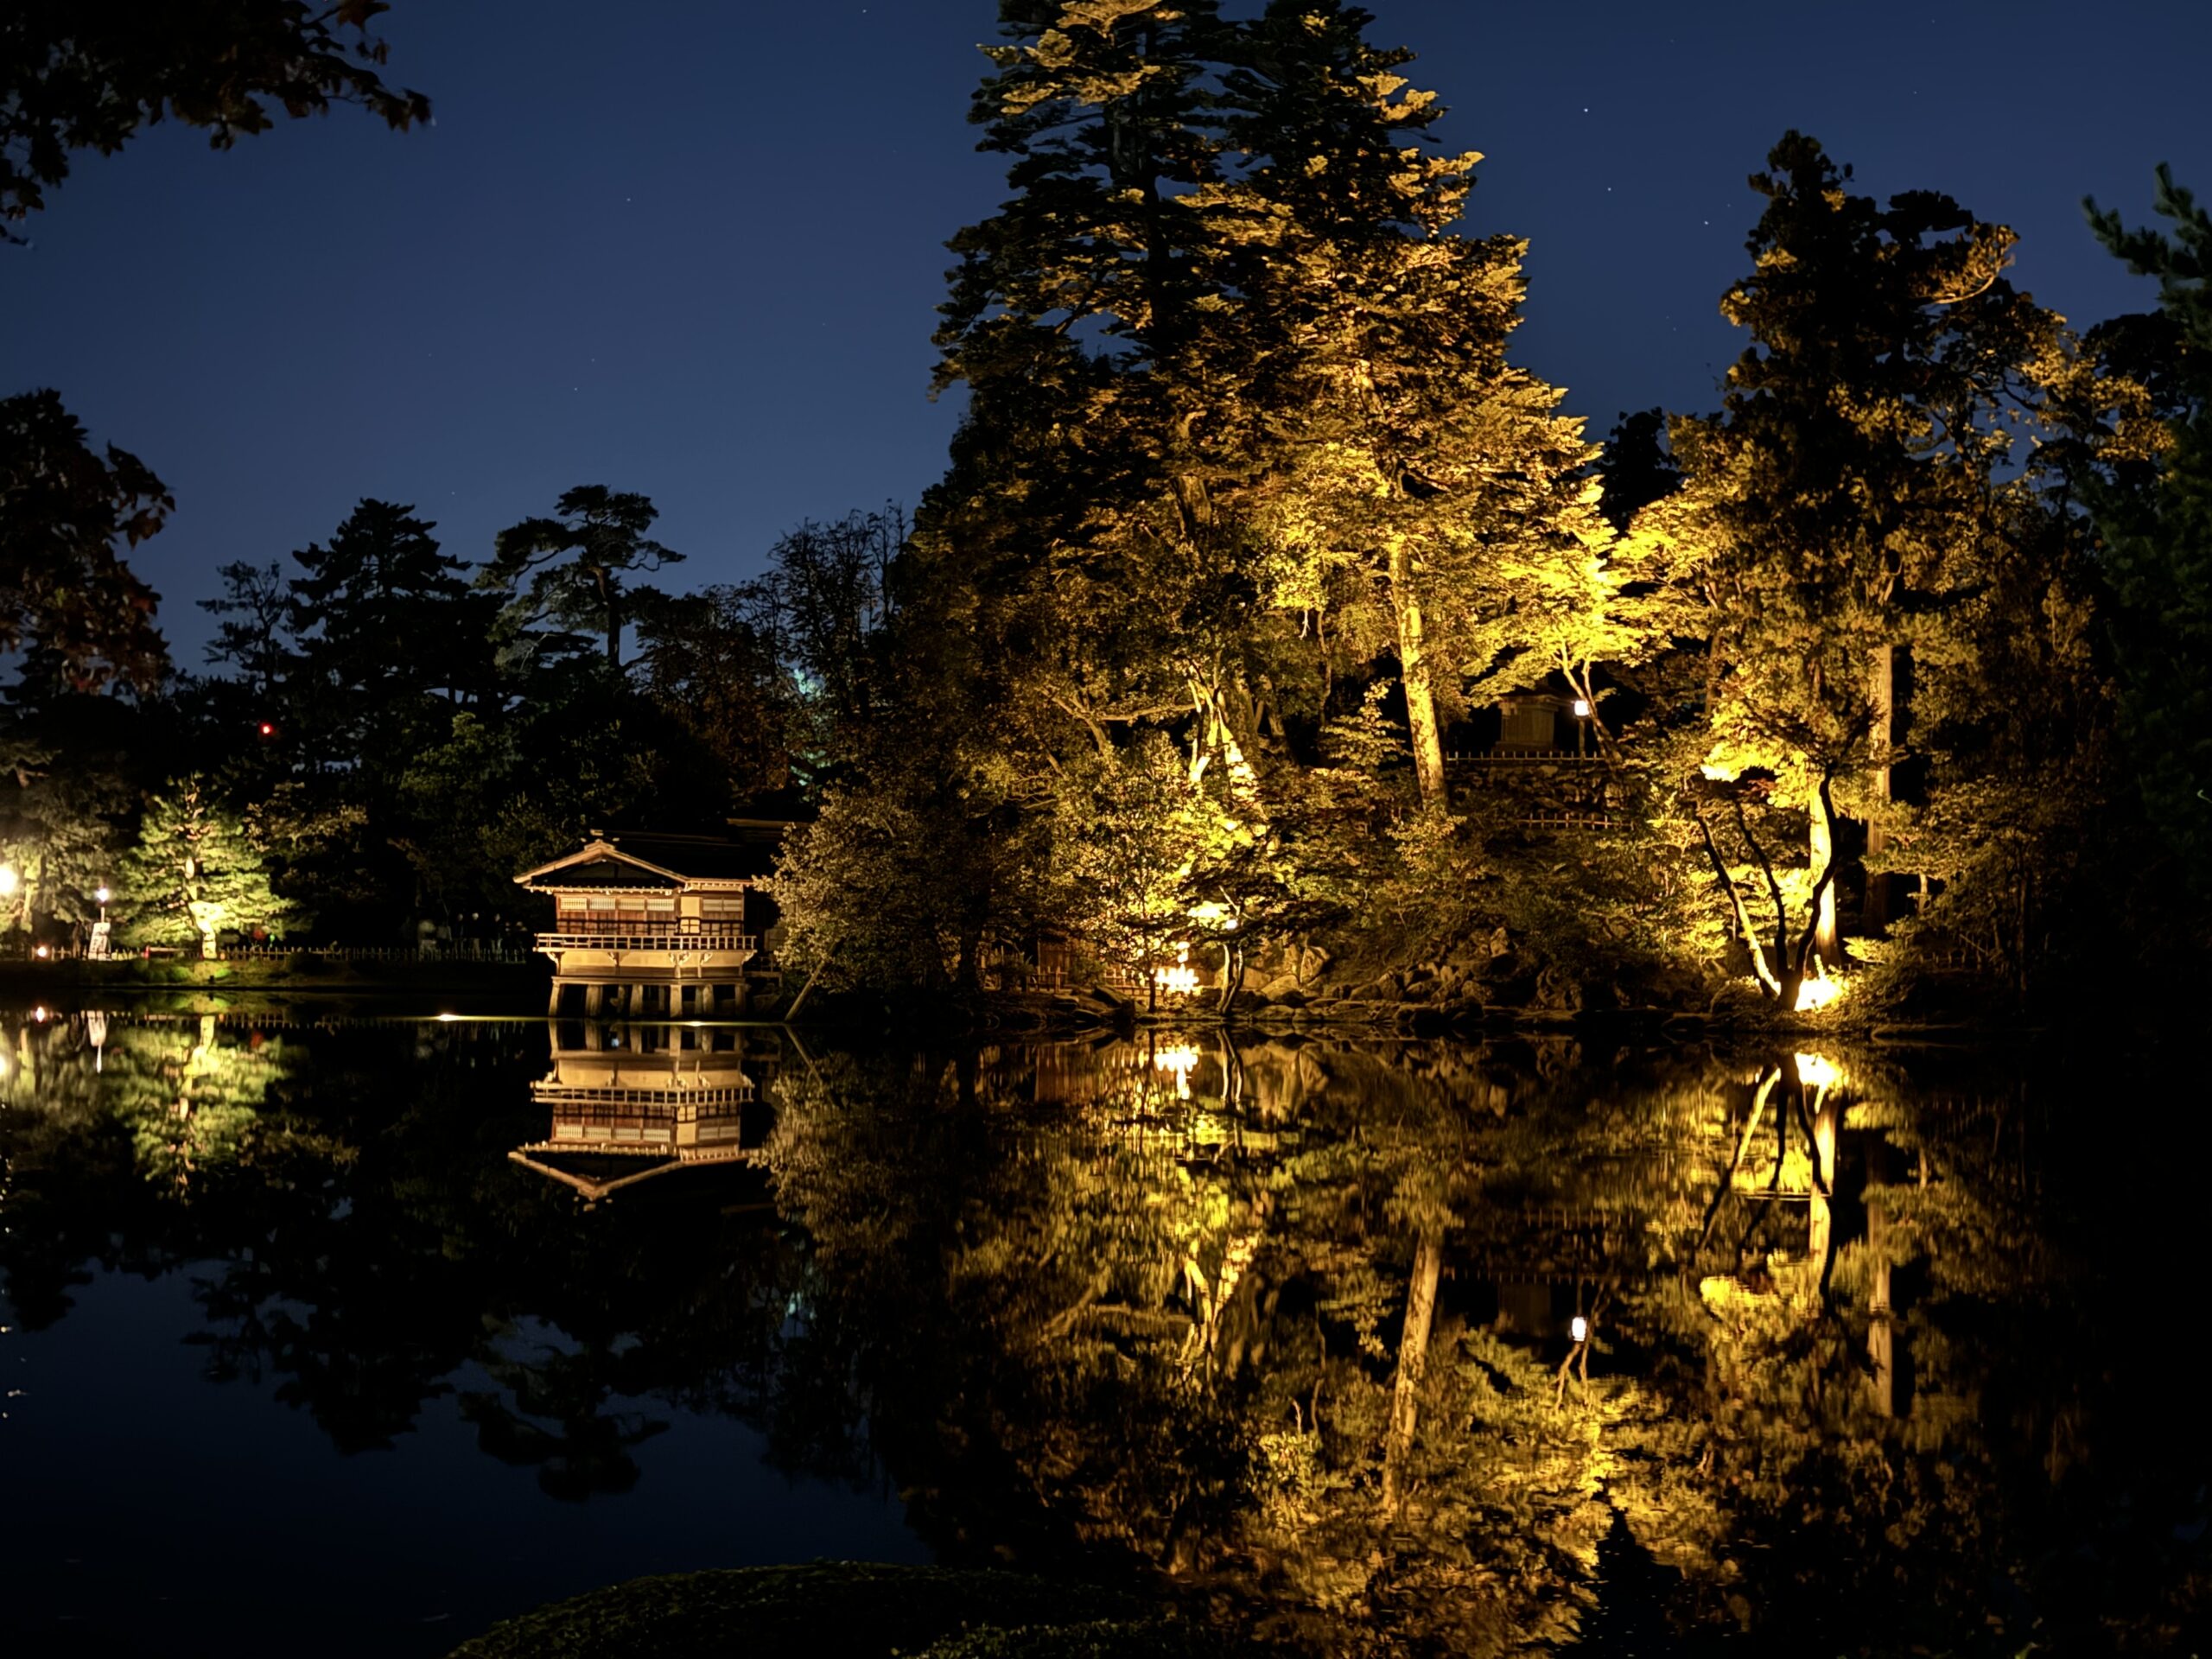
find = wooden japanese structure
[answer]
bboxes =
[514,826,785,1016]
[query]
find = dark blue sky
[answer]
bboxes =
[6,0,2209,664]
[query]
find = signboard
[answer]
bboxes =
[87,920,112,961]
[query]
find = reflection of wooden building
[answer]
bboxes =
[515,827,788,1016]
[507,1020,774,1203]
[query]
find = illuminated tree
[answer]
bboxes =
[118,774,291,953]
[0,726,129,937]
[1052,733,1230,1004]
[1663,133,2083,1004]
[1227,4,1603,805]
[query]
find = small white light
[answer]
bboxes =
[1572,699,1592,718]
[95,887,111,905]
[1570,1315,1589,1344]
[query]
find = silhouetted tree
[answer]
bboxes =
[0,0,428,235]
[0,389,168,690]
[486,486,683,671]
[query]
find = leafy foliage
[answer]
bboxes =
[0,389,168,690]
[0,0,429,233]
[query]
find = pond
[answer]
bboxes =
[0,1008,2203,1656]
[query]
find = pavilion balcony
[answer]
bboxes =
[531,1083,757,1109]
[534,928,758,954]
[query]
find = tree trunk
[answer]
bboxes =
[1386,537,1448,810]
[1802,1065,1840,1300]
[1381,1229,1444,1519]
[1865,645,1898,929]
[1866,1138,1896,1418]
[1807,787,1840,969]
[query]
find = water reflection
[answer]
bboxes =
[512,1020,779,1202]
[0,1012,2204,1653]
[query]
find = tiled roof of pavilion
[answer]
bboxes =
[515,828,788,890]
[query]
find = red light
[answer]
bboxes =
[257,721,276,736]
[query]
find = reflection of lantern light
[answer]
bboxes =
[1570,1315,1589,1344]
[1152,1042,1199,1101]
[1795,1052,1843,1090]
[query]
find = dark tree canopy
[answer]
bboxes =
[0,388,168,690]
[0,0,429,233]
[2085,164,2212,893]
[486,486,683,672]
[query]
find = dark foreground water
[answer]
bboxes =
[1,1009,2205,1656]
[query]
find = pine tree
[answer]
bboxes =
[119,776,291,954]
[1226,3,1600,807]
[2085,166,2212,903]
[1666,133,2081,1005]
[289,500,494,754]
[486,486,682,672]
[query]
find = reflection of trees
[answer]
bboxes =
[0,1013,810,1477]
[4,1018,2202,1650]
[461,1328,671,1500]
[768,1037,2209,1654]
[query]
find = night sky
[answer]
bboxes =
[6,0,2209,663]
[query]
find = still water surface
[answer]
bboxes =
[0,1009,2202,1656]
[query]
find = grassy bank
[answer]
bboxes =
[443,1563,1230,1659]
[0,951,549,1011]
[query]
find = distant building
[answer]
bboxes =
[1492,691,1592,754]
[513,824,791,1017]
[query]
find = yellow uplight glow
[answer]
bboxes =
[1154,964,1199,995]
[1153,1042,1199,1101]
[1794,1052,1844,1090]
[1793,971,1844,1014]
